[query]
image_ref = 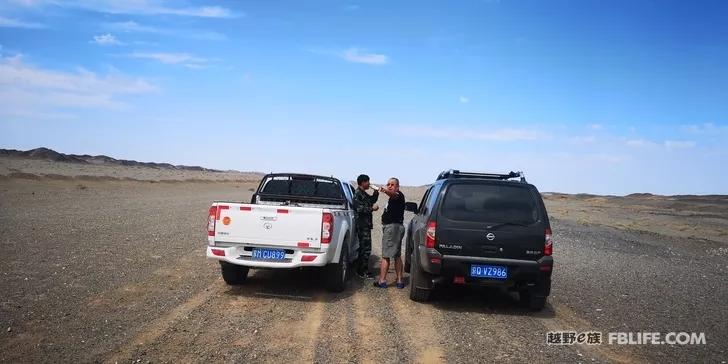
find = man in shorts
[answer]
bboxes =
[373,177,406,289]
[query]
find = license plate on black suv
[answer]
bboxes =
[251,248,286,261]
[470,264,508,279]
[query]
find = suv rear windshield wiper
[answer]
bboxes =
[486,221,532,229]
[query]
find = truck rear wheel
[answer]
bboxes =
[409,251,431,302]
[325,241,349,293]
[220,262,249,285]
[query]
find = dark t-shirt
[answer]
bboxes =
[382,191,405,224]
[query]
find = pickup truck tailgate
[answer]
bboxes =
[214,204,323,249]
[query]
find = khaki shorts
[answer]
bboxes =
[382,223,405,258]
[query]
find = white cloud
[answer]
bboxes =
[127,52,212,68]
[553,152,627,165]
[664,140,696,149]
[396,125,544,141]
[340,48,388,65]
[91,33,122,46]
[9,0,237,18]
[681,123,728,134]
[105,21,226,41]
[107,20,159,33]
[0,15,46,29]
[588,123,603,130]
[625,139,658,148]
[0,55,156,114]
[568,135,597,145]
[459,96,470,104]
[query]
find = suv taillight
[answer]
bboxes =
[426,221,437,248]
[208,206,217,237]
[322,213,333,244]
[544,228,553,256]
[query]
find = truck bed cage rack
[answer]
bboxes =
[255,193,346,205]
[253,173,347,205]
[436,169,527,183]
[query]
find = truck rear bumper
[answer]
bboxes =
[206,245,329,268]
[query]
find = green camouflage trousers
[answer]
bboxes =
[356,228,372,273]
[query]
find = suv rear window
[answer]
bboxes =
[441,184,539,224]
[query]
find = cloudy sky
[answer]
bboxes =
[1,0,727,195]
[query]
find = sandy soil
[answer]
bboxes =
[0,160,726,363]
[544,193,728,245]
[0,156,262,182]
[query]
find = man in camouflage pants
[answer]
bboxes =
[353,174,379,279]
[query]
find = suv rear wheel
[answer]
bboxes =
[409,251,431,302]
[220,262,249,285]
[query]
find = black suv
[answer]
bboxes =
[404,170,553,310]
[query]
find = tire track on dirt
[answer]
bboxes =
[105,280,224,363]
[533,302,640,363]
[351,286,412,363]
[387,288,446,363]
[246,292,325,363]
[313,294,358,363]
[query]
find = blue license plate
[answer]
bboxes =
[251,248,286,261]
[470,264,508,279]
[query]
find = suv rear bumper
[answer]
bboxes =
[418,246,552,292]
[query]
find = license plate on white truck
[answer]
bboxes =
[252,248,286,261]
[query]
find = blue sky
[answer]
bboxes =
[1,0,727,195]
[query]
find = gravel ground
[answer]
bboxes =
[0,178,726,363]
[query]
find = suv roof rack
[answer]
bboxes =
[436,169,527,183]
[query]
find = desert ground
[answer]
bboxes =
[0,157,726,363]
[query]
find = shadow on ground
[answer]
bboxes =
[431,285,556,318]
[221,266,366,303]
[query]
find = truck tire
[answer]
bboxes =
[325,239,349,293]
[220,262,249,285]
[409,251,431,302]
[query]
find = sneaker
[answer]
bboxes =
[373,281,387,288]
[396,282,406,289]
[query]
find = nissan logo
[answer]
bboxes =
[486,232,496,241]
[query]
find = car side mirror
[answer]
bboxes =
[405,202,418,213]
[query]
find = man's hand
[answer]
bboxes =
[372,204,379,211]
[379,186,397,198]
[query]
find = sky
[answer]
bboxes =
[1,0,727,195]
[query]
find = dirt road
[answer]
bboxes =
[1,178,725,363]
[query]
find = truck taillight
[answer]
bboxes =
[208,206,217,237]
[321,213,334,244]
[544,228,553,256]
[425,221,437,249]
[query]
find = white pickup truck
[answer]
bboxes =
[206,173,358,292]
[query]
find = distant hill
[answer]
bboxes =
[0,147,226,173]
